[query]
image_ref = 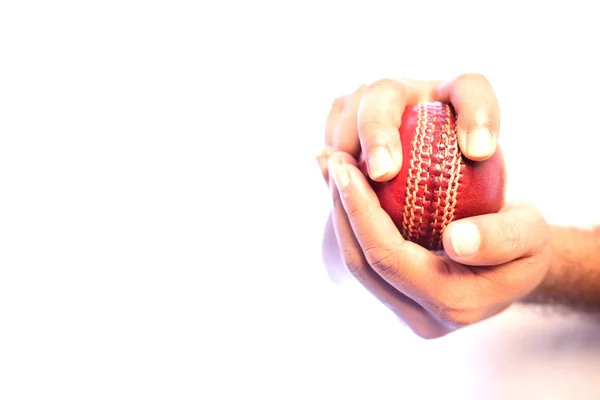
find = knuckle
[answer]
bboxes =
[331,85,369,114]
[496,208,550,253]
[341,247,365,279]
[343,200,362,221]
[463,98,492,111]
[367,78,406,98]
[331,95,347,112]
[504,222,522,250]
[357,118,385,137]
[461,99,499,129]
[527,208,551,249]
[537,218,551,246]
[358,79,407,134]
[365,245,399,278]
[355,83,369,95]
[368,78,396,90]
[456,73,490,86]
[459,103,500,134]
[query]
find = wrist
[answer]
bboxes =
[522,224,563,304]
[523,224,600,311]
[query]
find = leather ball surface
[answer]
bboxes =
[360,101,506,251]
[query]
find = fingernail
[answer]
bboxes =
[368,146,393,179]
[316,146,332,157]
[316,147,334,172]
[332,164,349,190]
[316,146,332,162]
[316,153,327,172]
[450,223,481,257]
[466,128,493,159]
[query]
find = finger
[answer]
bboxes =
[315,145,336,184]
[357,79,420,182]
[331,85,367,158]
[328,155,449,338]
[434,74,500,161]
[442,202,549,266]
[327,153,444,299]
[328,152,373,277]
[319,90,357,184]
[325,95,347,146]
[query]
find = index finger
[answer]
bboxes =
[328,153,445,301]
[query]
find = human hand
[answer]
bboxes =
[316,74,501,183]
[317,76,552,338]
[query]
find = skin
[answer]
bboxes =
[316,75,600,339]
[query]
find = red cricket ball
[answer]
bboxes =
[360,101,506,251]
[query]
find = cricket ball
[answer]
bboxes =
[360,101,506,251]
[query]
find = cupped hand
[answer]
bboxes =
[326,151,551,338]
[317,75,552,338]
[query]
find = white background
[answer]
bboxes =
[1,1,600,399]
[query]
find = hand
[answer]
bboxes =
[325,152,552,338]
[317,76,552,338]
[316,75,500,183]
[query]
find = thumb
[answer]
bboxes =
[442,202,550,266]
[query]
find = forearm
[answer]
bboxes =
[524,224,600,313]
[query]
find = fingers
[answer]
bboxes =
[357,79,419,182]
[316,146,336,184]
[319,86,366,184]
[331,85,367,157]
[442,202,550,266]
[327,154,376,281]
[434,74,500,161]
[324,95,346,146]
[327,153,450,338]
[326,151,544,336]
[327,153,443,298]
